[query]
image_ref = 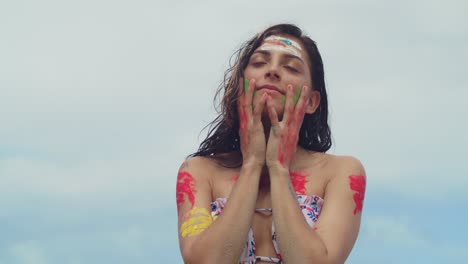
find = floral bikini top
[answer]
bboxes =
[210,194,324,264]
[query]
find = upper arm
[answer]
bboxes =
[314,156,367,263]
[176,157,214,260]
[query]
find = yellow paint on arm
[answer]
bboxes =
[180,207,213,238]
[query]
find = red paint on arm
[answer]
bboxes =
[176,171,197,211]
[349,175,366,215]
[289,171,308,195]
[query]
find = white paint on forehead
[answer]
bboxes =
[258,35,303,59]
[258,45,302,58]
[264,35,302,50]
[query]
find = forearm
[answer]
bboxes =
[186,164,262,264]
[269,165,329,264]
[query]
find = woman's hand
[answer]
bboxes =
[238,78,269,168]
[265,85,309,170]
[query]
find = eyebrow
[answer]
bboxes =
[252,50,305,65]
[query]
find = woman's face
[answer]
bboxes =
[243,34,315,119]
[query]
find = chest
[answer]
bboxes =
[211,169,328,201]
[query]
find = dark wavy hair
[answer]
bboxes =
[189,24,331,167]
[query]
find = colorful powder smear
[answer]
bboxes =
[349,175,366,215]
[290,171,308,195]
[176,171,196,211]
[180,207,213,238]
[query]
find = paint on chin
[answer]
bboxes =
[176,171,196,211]
[349,175,366,215]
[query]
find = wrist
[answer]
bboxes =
[241,161,264,174]
[242,157,265,170]
[267,162,289,176]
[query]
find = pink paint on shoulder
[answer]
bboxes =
[349,175,366,215]
[176,171,196,211]
[229,175,239,182]
[313,226,318,231]
[289,171,308,195]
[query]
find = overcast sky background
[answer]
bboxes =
[1,0,467,263]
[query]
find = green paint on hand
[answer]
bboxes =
[293,86,302,106]
[244,78,249,94]
[282,87,302,106]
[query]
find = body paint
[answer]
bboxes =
[244,78,249,94]
[289,171,308,195]
[282,86,302,106]
[176,171,196,211]
[238,79,250,151]
[244,78,256,109]
[180,207,212,238]
[349,175,366,215]
[259,35,303,59]
[229,175,239,182]
[278,87,306,167]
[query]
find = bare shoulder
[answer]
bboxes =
[178,156,219,180]
[322,154,366,181]
[335,155,365,173]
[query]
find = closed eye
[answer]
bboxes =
[285,66,299,73]
[251,61,266,67]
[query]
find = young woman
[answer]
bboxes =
[176,24,366,264]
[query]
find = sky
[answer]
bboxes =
[1,0,467,263]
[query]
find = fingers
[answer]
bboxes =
[253,93,268,121]
[292,85,309,126]
[238,78,247,130]
[267,96,280,129]
[282,84,294,124]
[244,78,256,117]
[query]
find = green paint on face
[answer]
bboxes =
[282,86,303,106]
[244,78,249,94]
[293,86,302,105]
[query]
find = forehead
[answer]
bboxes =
[254,34,309,63]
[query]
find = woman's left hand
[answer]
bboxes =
[265,85,309,170]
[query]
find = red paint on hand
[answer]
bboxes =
[176,171,196,211]
[290,171,308,195]
[275,87,305,168]
[349,175,366,215]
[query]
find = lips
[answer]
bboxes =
[258,85,285,95]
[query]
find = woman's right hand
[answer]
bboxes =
[238,78,269,168]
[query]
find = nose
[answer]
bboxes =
[265,63,280,81]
